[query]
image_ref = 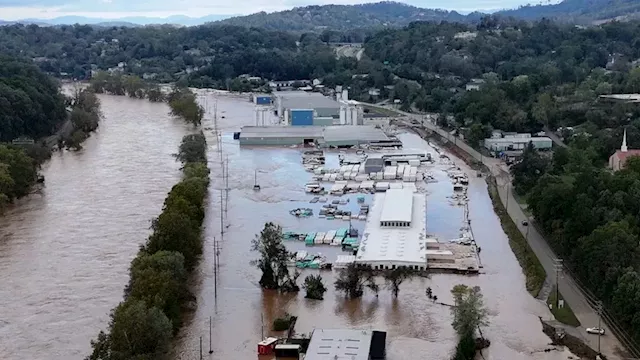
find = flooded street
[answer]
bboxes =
[174,93,574,360]
[0,94,190,359]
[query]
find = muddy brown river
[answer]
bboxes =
[0,90,573,360]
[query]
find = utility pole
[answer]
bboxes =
[525,221,530,243]
[596,301,603,354]
[199,336,203,360]
[553,258,563,309]
[505,183,510,212]
[220,190,224,241]
[209,316,213,354]
[213,236,218,298]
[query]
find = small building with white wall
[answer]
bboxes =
[484,133,552,152]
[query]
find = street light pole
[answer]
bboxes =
[596,301,603,354]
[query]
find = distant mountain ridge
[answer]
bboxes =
[216,2,483,31]
[1,0,639,28]
[0,14,235,27]
[499,0,640,23]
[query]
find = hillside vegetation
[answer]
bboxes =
[216,0,640,31]
[500,0,640,23]
[217,2,479,31]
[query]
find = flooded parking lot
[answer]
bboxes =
[173,92,575,360]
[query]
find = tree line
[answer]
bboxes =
[86,132,209,360]
[90,72,204,126]
[509,134,640,349]
[0,56,103,212]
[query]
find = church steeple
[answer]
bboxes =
[622,128,628,152]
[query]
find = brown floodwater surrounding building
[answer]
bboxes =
[0,89,574,360]
[173,92,575,360]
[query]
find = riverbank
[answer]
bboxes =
[86,132,209,359]
[486,176,546,297]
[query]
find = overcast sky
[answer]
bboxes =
[0,0,552,20]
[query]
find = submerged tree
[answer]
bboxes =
[450,285,489,360]
[450,285,488,337]
[384,266,417,298]
[334,263,378,298]
[251,222,292,290]
[303,274,327,300]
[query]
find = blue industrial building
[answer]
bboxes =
[290,109,314,126]
[253,95,272,105]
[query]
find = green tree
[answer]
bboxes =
[251,222,290,290]
[383,266,416,298]
[510,142,549,195]
[303,274,327,300]
[147,210,203,270]
[108,299,172,359]
[450,285,488,338]
[334,263,378,298]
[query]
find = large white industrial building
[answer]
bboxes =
[355,188,428,270]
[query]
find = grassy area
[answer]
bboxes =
[487,177,546,297]
[547,286,581,327]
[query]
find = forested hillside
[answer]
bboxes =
[217,2,479,31]
[499,0,640,23]
[0,24,340,88]
[0,56,67,141]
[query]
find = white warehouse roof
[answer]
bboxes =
[355,189,428,268]
[379,188,414,224]
[305,329,372,360]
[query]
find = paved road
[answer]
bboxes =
[365,103,627,359]
[543,126,568,148]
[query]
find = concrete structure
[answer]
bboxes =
[305,329,386,360]
[276,92,340,122]
[237,125,392,147]
[355,188,428,270]
[609,128,640,171]
[484,133,552,152]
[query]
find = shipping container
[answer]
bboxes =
[290,109,314,126]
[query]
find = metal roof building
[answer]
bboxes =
[238,126,323,146]
[276,92,340,116]
[379,189,414,227]
[237,125,391,147]
[355,188,428,270]
[305,329,386,360]
[323,126,389,147]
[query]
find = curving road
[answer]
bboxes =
[363,103,628,359]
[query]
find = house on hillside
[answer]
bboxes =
[609,129,640,171]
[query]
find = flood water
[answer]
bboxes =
[174,92,575,360]
[0,89,573,360]
[0,94,191,359]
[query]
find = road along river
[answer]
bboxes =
[173,91,575,360]
[0,94,191,359]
